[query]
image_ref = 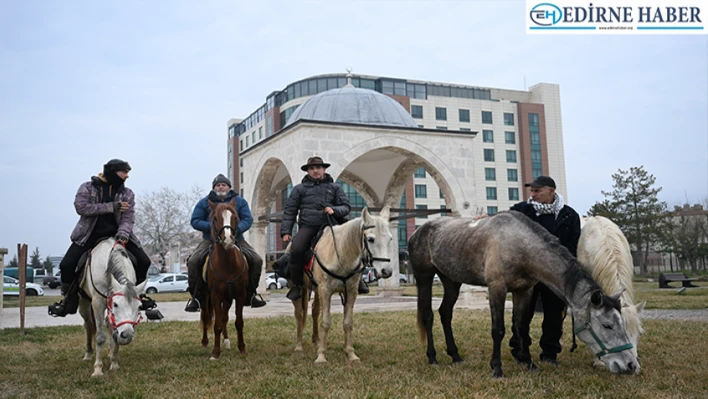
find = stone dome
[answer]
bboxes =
[285,86,418,128]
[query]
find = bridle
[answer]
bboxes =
[212,215,238,247]
[107,292,143,329]
[573,304,633,359]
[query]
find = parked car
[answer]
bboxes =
[48,271,62,289]
[399,273,408,284]
[362,267,377,284]
[35,269,58,287]
[3,276,44,296]
[144,273,189,294]
[266,272,287,290]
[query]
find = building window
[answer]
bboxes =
[487,206,498,215]
[529,113,539,126]
[460,127,471,132]
[507,169,518,182]
[411,105,423,119]
[239,158,243,167]
[435,107,447,121]
[259,126,263,139]
[239,140,243,151]
[240,172,244,183]
[508,187,519,201]
[440,189,444,199]
[440,205,447,217]
[482,111,493,124]
[504,113,515,126]
[251,131,256,143]
[415,184,427,198]
[505,131,515,144]
[506,150,517,163]
[245,136,249,147]
[436,126,448,130]
[484,149,495,162]
[483,130,494,143]
[414,167,426,178]
[459,109,470,122]
[416,204,428,219]
[533,168,543,179]
[486,187,497,200]
[485,168,496,181]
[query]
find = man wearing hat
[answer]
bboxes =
[281,156,369,301]
[49,159,153,317]
[508,175,581,366]
[184,173,266,311]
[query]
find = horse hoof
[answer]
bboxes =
[492,370,505,378]
[82,355,91,361]
[348,355,360,362]
[209,356,218,361]
[110,364,119,371]
[452,356,464,363]
[223,339,231,349]
[315,356,327,364]
[294,345,303,352]
[91,371,104,378]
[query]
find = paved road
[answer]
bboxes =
[2,294,502,329]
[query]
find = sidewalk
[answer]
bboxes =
[0,294,505,330]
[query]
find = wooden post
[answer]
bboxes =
[0,247,7,320]
[18,243,28,335]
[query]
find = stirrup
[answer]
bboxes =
[184,297,201,312]
[139,294,157,311]
[48,300,72,317]
[286,285,303,301]
[250,293,266,308]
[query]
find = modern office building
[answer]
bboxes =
[227,72,566,255]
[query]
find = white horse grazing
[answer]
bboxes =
[78,238,147,377]
[293,207,394,363]
[578,216,645,368]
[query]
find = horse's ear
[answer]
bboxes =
[380,206,390,220]
[635,299,646,313]
[362,207,370,220]
[229,198,236,209]
[136,280,147,295]
[609,289,625,303]
[590,290,603,306]
[110,275,122,294]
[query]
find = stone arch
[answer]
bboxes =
[337,169,380,207]
[250,156,291,218]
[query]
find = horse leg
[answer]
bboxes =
[222,301,230,350]
[109,329,120,371]
[416,275,438,365]
[91,300,107,377]
[210,293,222,360]
[293,293,306,352]
[343,288,360,362]
[315,286,332,364]
[439,279,463,363]
[79,298,94,361]
[311,285,320,345]
[200,299,211,349]
[511,289,537,372]
[235,290,246,354]
[488,284,507,378]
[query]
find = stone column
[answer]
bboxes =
[376,220,403,297]
[0,248,7,323]
[248,221,270,301]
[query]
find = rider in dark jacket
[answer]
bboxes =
[281,156,364,301]
[509,175,581,365]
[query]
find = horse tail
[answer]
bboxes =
[200,296,214,332]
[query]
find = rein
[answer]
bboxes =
[572,305,633,358]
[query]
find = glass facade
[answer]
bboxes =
[529,113,543,178]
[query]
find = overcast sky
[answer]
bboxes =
[1,1,706,261]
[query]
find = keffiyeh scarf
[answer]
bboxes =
[528,193,565,218]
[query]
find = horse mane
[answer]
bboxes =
[505,211,609,305]
[106,245,137,296]
[319,217,364,262]
[579,217,643,336]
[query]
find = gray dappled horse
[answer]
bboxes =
[293,207,394,363]
[409,211,639,378]
[78,238,147,377]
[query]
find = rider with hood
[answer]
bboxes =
[184,174,266,311]
[49,159,153,317]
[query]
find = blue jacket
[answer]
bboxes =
[191,190,253,242]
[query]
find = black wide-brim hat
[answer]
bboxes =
[300,156,331,171]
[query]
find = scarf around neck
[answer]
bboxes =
[527,193,565,218]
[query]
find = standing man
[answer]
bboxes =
[49,159,153,317]
[281,156,371,301]
[509,175,581,366]
[184,174,266,311]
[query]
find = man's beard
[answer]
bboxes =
[216,190,228,197]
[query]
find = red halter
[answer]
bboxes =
[107,292,143,329]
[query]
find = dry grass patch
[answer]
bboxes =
[1,309,707,398]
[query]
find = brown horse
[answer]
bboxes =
[199,199,249,360]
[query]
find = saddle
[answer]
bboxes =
[198,245,249,283]
[273,225,328,280]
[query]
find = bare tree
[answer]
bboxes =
[663,202,708,273]
[134,186,201,267]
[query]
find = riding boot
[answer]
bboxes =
[286,265,305,301]
[48,282,79,317]
[248,288,266,308]
[358,276,370,295]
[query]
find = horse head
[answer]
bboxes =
[574,290,640,374]
[108,274,147,346]
[209,199,240,251]
[361,206,393,280]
